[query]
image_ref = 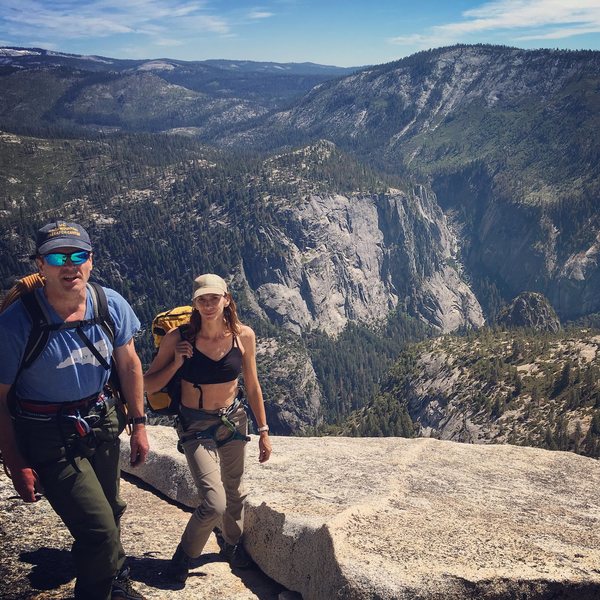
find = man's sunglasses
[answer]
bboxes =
[43,251,91,266]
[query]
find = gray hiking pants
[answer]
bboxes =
[177,403,249,557]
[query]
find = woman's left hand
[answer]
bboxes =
[258,432,272,463]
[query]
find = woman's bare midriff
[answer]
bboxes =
[180,379,239,411]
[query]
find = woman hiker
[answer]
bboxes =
[143,273,272,582]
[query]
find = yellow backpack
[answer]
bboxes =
[146,305,193,414]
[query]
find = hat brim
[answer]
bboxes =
[37,239,93,254]
[192,286,227,299]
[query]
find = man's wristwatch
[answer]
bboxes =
[128,416,147,426]
[257,425,269,433]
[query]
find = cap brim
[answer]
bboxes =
[37,239,92,254]
[192,286,226,299]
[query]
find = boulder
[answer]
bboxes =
[121,426,600,600]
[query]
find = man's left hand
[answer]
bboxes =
[129,427,149,466]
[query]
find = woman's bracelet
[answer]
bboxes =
[257,425,269,433]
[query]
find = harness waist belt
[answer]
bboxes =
[17,392,116,416]
[177,394,249,452]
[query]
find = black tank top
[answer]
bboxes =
[181,335,243,386]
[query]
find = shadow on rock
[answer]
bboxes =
[231,561,288,598]
[124,552,225,590]
[467,578,600,600]
[246,503,348,599]
[20,548,74,590]
[126,549,286,597]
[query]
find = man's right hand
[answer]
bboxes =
[11,466,40,502]
[1,386,40,503]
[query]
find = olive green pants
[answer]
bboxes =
[15,403,126,600]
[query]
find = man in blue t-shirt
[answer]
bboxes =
[0,221,149,600]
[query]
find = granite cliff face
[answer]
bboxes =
[255,335,323,434]
[253,46,598,151]
[232,145,483,432]
[383,329,600,454]
[238,144,483,336]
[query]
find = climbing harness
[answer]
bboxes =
[14,391,120,470]
[177,394,251,453]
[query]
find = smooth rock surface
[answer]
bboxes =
[121,426,600,600]
[0,451,287,599]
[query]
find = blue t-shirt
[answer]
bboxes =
[0,285,140,403]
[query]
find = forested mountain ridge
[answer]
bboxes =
[0,46,357,136]
[339,326,600,459]
[1,44,599,444]
[0,130,459,431]
[0,131,482,333]
[3,44,599,326]
[220,44,600,323]
[0,46,355,77]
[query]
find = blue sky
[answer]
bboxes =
[1,0,599,67]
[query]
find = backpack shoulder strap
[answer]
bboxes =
[86,282,115,345]
[69,282,115,372]
[19,289,53,371]
[85,282,125,404]
[178,323,192,342]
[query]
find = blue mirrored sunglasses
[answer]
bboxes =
[43,251,91,266]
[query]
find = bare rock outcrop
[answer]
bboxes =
[256,336,323,435]
[121,426,600,600]
[497,291,561,332]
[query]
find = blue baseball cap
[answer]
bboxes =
[35,221,92,255]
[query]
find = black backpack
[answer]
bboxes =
[4,279,119,401]
[0,278,124,479]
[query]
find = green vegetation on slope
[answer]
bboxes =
[336,326,600,458]
[308,309,431,424]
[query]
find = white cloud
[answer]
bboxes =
[517,25,600,40]
[248,10,274,20]
[0,0,231,41]
[387,33,430,46]
[389,0,600,48]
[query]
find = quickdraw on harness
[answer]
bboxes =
[177,395,251,453]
